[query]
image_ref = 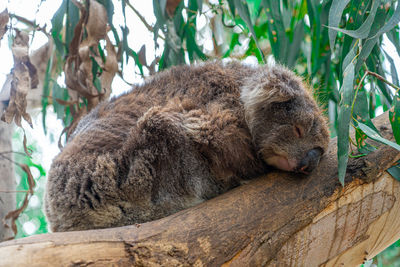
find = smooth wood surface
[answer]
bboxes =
[0,112,399,266]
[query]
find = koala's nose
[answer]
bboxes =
[297,148,323,174]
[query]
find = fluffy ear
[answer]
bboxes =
[240,64,304,107]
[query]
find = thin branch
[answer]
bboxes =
[124,0,153,32]
[367,71,400,94]
[124,0,165,41]
[9,14,49,37]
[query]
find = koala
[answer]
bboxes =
[45,61,330,232]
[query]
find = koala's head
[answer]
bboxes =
[240,64,330,174]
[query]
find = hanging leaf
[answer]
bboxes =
[337,60,355,186]
[328,0,351,51]
[328,0,379,39]
[369,2,400,39]
[387,26,400,57]
[234,0,265,62]
[383,50,399,87]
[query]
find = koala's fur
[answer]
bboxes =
[45,61,330,232]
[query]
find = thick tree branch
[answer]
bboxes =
[0,112,399,266]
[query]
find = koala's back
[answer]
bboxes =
[45,61,261,231]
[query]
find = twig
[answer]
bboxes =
[9,14,49,37]
[124,1,166,41]
[351,69,400,119]
[367,71,400,94]
[124,0,153,32]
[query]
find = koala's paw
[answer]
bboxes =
[137,106,187,142]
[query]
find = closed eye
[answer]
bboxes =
[294,125,303,138]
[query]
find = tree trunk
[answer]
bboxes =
[0,112,399,266]
[0,103,15,242]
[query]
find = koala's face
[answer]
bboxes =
[241,65,330,174]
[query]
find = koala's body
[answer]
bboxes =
[45,61,330,232]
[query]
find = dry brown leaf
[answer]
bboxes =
[1,30,38,130]
[166,0,182,17]
[100,34,118,100]
[138,45,147,67]
[0,9,9,44]
[3,163,35,239]
[62,0,116,138]
[85,0,107,46]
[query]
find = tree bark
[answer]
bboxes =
[0,103,15,242]
[0,112,399,266]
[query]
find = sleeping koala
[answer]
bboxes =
[45,61,330,231]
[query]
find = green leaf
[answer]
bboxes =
[51,0,67,56]
[369,2,400,39]
[196,0,203,13]
[328,0,379,39]
[337,61,355,186]
[355,4,388,72]
[127,48,144,76]
[341,40,357,72]
[383,50,399,86]
[65,0,80,52]
[286,21,304,68]
[262,0,288,63]
[387,161,400,182]
[389,96,400,144]
[227,0,236,18]
[160,0,167,17]
[387,26,400,56]
[234,0,265,62]
[358,122,400,151]
[328,0,351,51]
[52,83,66,120]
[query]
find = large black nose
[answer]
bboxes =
[297,148,323,174]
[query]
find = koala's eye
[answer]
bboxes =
[294,125,303,138]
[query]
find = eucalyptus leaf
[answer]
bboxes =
[234,0,265,62]
[358,122,400,151]
[338,61,355,186]
[328,0,379,39]
[369,2,400,39]
[355,4,388,73]
[328,0,351,51]
[387,161,400,182]
[383,50,399,87]
[387,26,400,57]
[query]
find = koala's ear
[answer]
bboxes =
[241,65,304,107]
[264,65,304,103]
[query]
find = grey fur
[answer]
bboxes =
[45,61,330,232]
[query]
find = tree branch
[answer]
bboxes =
[0,112,399,266]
